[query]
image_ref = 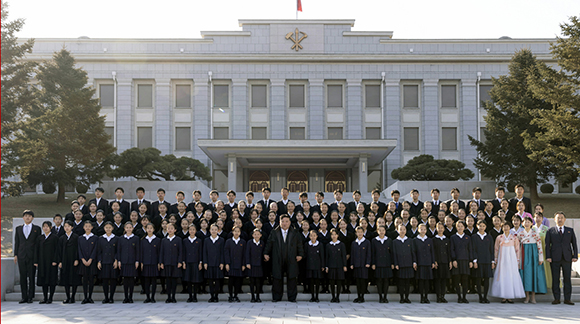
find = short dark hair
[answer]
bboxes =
[95,187,105,193]
[193,190,202,196]
[115,187,125,193]
[227,190,236,196]
[70,200,79,206]
[316,191,325,197]
[136,187,145,193]
[76,194,86,200]
[280,214,291,221]
[371,189,381,195]
[42,221,52,228]
[299,192,308,198]
[53,214,63,220]
[353,190,361,196]
[23,210,35,217]
[210,189,219,195]
[472,187,482,193]
[176,191,185,197]
[157,188,166,194]
[245,191,254,197]
[430,188,440,194]
[514,184,525,190]
[261,187,271,193]
[64,220,75,227]
[450,188,460,194]
[410,189,419,194]
[391,190,400,196]
[333,189,343,195]
[495,187,505,193]
[281,187,289,192]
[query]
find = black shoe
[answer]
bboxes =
[484,298,490,304]
[501,299,507,304]
[47,299,52,304]
[144,298,151,303]
[128,299,133,303]
[420,298,426,304]
[123,299,129,304]
[458,298,464,304]
[256,298,262,303]
[359,298,365,303]
[463,298,469,304]
[330,297,336,303]
[102,298,109,304]
[479,297,485,304]
[228,296,233,303]
[234,297,240,302]
[187,297,193,303]
[506,299,514,304]
[27,299,33,304]
[165,299,172,303]
[404,298,411,304]
[88,298,94,304]
[150,298,156,303]
[70,298,76,304]
[309,297,316,302]
[424,298,430,304]
[172,298,177,303]
[63,299,71,304]
[39,300,47,304]
[161,289,167,294]
[108,299,114,304]
[251,297,256,303]
[441,297,448,303]
[19,299,28,304]
[192,297,197,303]
[354,298,360,303]
[564,300,575,306]
[289,299,297,303]
[336,298,340,303]
[400,298,405,304]
[384,298,388,303]
[81,299,88,304]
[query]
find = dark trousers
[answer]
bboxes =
[272,265,298,302]
[18,258,36,300]
[551,261,572,301]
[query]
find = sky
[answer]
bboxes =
[6,0,580,39]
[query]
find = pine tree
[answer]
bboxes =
[3,49,115,202]
[524,16,580,179]
[468,49,577,200]
[391,154,474,181]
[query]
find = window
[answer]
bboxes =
[366,127,381,139]
[480,84,493,106]
[365,85,380,108]
[175,85,191,108]
[104,127,114,146]
[137,127,153,149]
[403,85,419,108]
[100,84,114,107]
[175,127,191,151]
[138,84,153,108]
[252,127,267,140]
[289,85,305,108]
[441,85,457,108]
[289,127,305,140]
[327,85,342,108]
[214,85,229,107]
[403,127,419,151]
[328,127,343,140]
[213,127,229,139]
[442,127,457,150]
[251,85,267,108]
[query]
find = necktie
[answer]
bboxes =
[560,227,564,235]
[283,230,287,242]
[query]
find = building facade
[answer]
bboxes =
[25,19,569,194]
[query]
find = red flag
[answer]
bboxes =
[297,0,302,12]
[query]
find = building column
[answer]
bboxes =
[384,79,400,187]
[270,79,285,139]
[359,155,369,192]
[228,154,237,191]
[423,79,439,159]
[155,79,172,155]
[193,79,210,164]
[346,79,363,139]
[232,79,248,139]
[116,79,133,153]
[308,79,324,140]
[461,80,478,177]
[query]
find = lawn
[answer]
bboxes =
[1,193,579,257]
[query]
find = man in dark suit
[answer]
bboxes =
[76,194,88,215]
[509,184,532,213]
[110,187,131,218]
[89,187,110,215]
[390,190,403,214]
[430,188,442,215]
[131,187,151,215]
[348,190,365,216]
[294,192,309,214]
[277,188,291,215]
[445,187,465,211]
[369,189,387,217]
[187,190,207,213]
[223,190,238,218]
[491,187,506,214]
[470,187,486,211]
[169,190,187,214]
[329,189,345,212]
[14,210,42,303]
[151,188,171,219]
[545,211,578,305]
[264,214,305,302]
[311,191,325,214]
[257,187,275,218]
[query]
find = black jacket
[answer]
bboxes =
[264,227,305,279]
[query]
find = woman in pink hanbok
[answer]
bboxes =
[490,221,525,303]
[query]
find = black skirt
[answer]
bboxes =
[247,265,263,278]
[327,268,345,280]
[37,264,58,286]
[183,262,204,283]
[141,264,159,277]
[451,260,471,276]
[59,264,81,286]
[119,261,138,277]
[416,265,433,280]
[434,263,451,279]
[472,262,493,278]
[374,266,393,279]
[205,266,224,279]
[397,266,414,279]
[78,262,98,277]
[227,268,244,277]
[353,267,369,279]
[99,263,119,279]
[306,269,323,279]
[161,265,182,278]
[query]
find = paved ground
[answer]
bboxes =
[1,301,578,324]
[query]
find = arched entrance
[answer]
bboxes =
[287,170,308,192]
[325,170,346,192]
[249,170,270,192]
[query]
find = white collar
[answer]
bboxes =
[412,201,420,206]
[375,236,388,243]
[43,232,51,239]
[355,237,366,244]
[232,237,240,244]
[229,202,236,207]
[124,234,134,239]
[308,240,319,246]
[396,236,408,242]
[253,239,261,245]
[158,200,165,204]
[188,236,197,243]
[96,221,103,226]
[319,230,328,236]
[74,220,82,225]
[456,233,465,238]
[340,229,348,236]
[210,236,219,243]
[117,199,124,203]
[330,240,340,245]
[435,234,446,240]
[146,235,155,243]
[167,235,176,241]
[282,199,288,204]
[66,232,72,239]
[477,232,487,240]
[83,233,94,239]
[417,235,427,242]
[103,233,115,241]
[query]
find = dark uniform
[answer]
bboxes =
[224,237,246,300]
[433,235,452,301]
[78,233,98,302]
[350,238,371,302]
[159,236,183,302]
[14,222,41,302]
[56,233,81,303]
[34,233,59,302]
[450,233,472,302]
[245,239,265,302]
[140,235,161,302]
[393,236,416,302]
[97,235,119,303]
[471,232,494,302]
[203,236,225,301]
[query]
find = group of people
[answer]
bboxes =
[13,184,578,305]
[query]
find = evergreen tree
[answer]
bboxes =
[2,49,115,202]
[524,16,580,178]
[468,49,577,200]
[391,154,474,181]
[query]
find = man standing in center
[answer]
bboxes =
[264,214,305,302]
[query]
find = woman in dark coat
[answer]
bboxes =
[393,224,416,304]
[140,223,161,303]
[371,225,394,304]
[305,230,325,303]
[326,229,347,303]
[337,220,354,294]
[203,224,225,303]
[245,229,264,303]
[78,221,98,304]
[450,220,473,304]
[34,221,59,304]
[97,221,118,304]
[117,222,140,303]
[182,224,203,303]
[159,223,183,303]
[414,224,436,304]
[57,221,81,303]
[350,226,372,303]
[433,222,452,303]
[224,226,246,303]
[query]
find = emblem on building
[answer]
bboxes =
[285,28,308,51]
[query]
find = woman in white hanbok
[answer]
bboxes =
[490,222,525,303]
